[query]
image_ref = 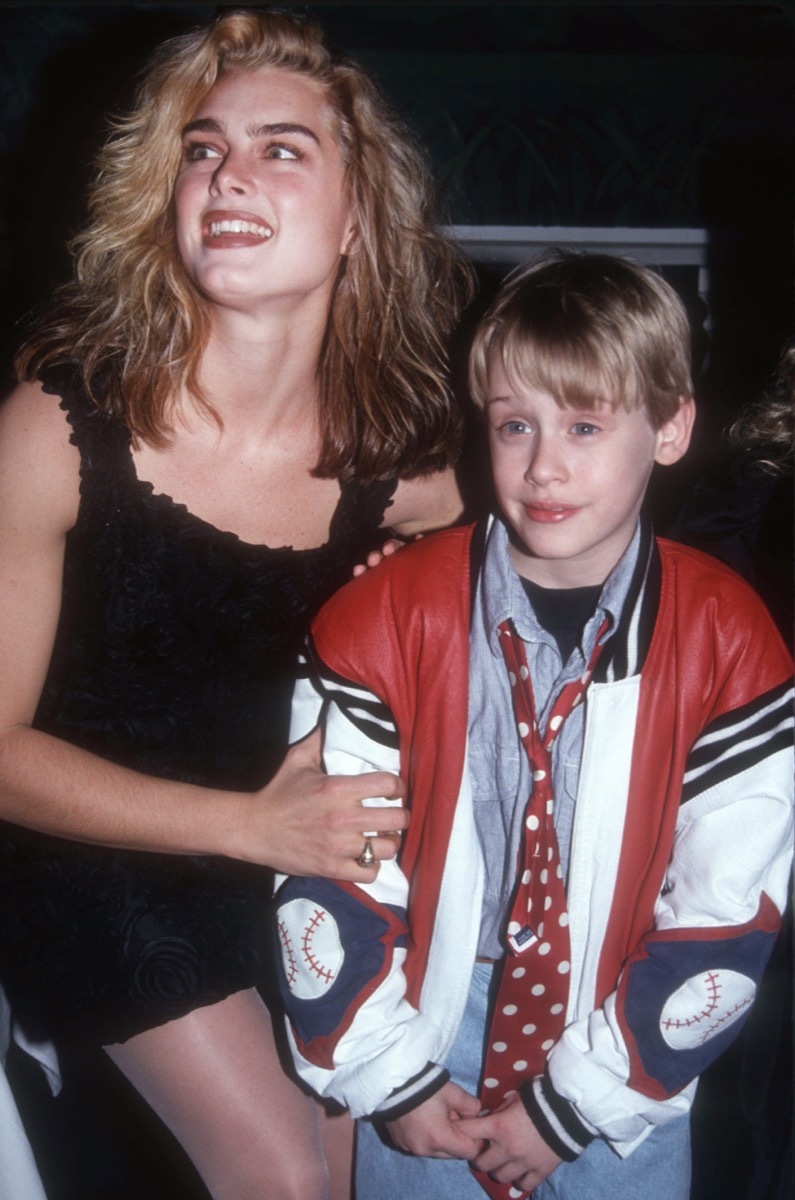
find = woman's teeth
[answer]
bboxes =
[209,219,272,238]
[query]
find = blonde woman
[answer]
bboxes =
[0,10,472,1199]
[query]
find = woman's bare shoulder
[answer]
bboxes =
[0,379,81,534]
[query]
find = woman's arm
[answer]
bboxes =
[0,383,405,881]
[385,467,464,538]
[351,466,464,576]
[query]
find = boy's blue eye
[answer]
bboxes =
[502,420,531,435]
[571,422,600,436]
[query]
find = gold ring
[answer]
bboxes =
[357,838,376,868]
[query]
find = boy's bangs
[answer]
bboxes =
[469,253,693,426]
[500,321,626,412]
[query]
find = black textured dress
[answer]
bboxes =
[0,365,396,1045]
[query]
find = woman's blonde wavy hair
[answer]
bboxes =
[16,8,473,480]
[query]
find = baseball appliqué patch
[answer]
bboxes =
[659,968,756,1050]
[277,897,345,1001]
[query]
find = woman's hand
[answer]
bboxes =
[243,728,408,880]
[351,537,405,577]
[352,533,431,577]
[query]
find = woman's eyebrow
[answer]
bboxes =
[181,117,223,137]
[249,122,320,144]
[180,117,320,145]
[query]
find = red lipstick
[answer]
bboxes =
[201,210,274,248]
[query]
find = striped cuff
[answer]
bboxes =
[520,1072,596,1162]
[373,1062,450,1121]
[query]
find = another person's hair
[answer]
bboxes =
[469,250,693,428]
[16,8,473,480]
[727,340,794,475]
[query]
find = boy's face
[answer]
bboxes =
[486,357,693,588]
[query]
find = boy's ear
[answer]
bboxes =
[654,397,695,466]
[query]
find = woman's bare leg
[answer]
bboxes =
[105,989,329,1200]
[319,1105,354,1200]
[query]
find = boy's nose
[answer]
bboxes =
[524,435,566,484]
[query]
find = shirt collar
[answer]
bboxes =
[479,514,643,656]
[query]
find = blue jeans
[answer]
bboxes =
[355,963,691,1200]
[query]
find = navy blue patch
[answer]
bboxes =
[275,876,407,1047]
[623,927,776,1094]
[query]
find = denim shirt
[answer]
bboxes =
[468,516,640,958]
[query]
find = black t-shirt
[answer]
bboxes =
[520,577,602,664]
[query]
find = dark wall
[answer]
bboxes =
[0,2,792,415]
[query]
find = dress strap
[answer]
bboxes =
[331,477,398,545]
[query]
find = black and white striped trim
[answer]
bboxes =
[520,1072,596,1162]
[305,641,400,751]
[294,650,314,682]
[374,1062,450,1120]
[594,521,660,684]
[682,680,794,805]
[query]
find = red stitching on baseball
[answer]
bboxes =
[700,995,753,1044]
[662,1015,702,1030]
[662,970,754,1045]
[704,971,720,1016]
[662,971,724,1031]
[301,907,336,984]
[277,915,298,987]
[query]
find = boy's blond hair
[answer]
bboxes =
[469,251,693,429]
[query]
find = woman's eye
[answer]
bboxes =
[265,143,303,161]
[183,142,222,162]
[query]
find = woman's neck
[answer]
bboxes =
[192,304,327,431]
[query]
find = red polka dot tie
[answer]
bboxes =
[471,618,607,1200]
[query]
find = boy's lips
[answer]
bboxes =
[201,210,274,247]
[523,503,581,524]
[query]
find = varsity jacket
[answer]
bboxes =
[275,519,793,1160]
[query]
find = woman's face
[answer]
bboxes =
[175,67,355,321]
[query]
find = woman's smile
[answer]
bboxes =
[201,208,274,247]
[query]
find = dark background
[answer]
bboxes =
[1,2,793,413]
[1,4,792,1199]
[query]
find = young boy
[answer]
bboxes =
[275,253,793,1200]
